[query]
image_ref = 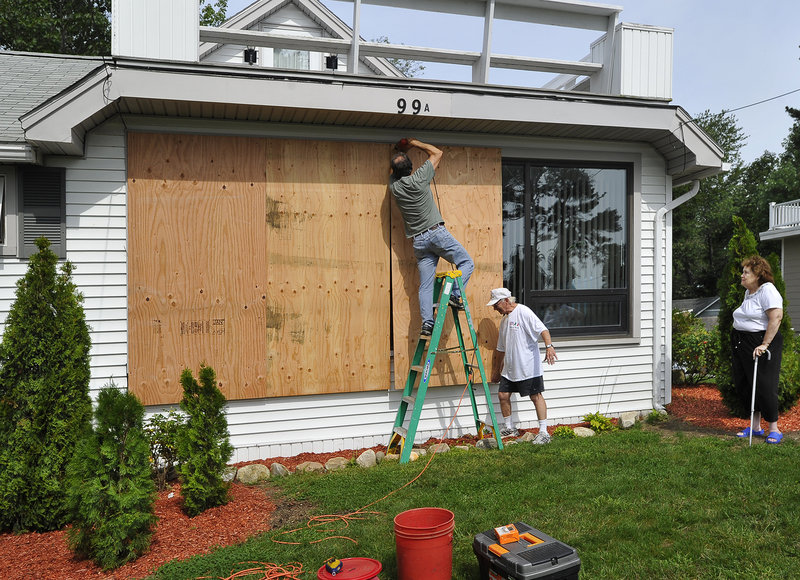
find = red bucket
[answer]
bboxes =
[316,557,381,580]
[394,507,454,580]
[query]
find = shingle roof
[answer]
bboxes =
[0,51,104,143]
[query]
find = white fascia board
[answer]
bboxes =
[19,67,112,156]
[760,226,800,242]
[0,143,40,164]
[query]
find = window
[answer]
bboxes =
[0,166,65,259]
[502,160,631,336]
[274,48,310,70]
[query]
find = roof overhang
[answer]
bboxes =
[20,58,723,183]
[760,227,800,241]
[0,143,41,164]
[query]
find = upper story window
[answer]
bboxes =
[502,160,631,337]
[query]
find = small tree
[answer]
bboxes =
[145,410,185,491]
[66,386,156,570]
[716,217,800,415]
[177,364,233,517]
[0,237,92,532]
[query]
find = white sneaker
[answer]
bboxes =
[531,432,551,445]
[500,427,520,438]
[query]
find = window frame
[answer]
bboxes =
[502,157,634,338]
[0,166,19,257]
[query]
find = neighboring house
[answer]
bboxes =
[0,0,724,461]
[761,200,800,330]
[673,297,721,330]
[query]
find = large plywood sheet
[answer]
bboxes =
[264,139,392,397]
[391,146,503,387]
[128,133,269,405]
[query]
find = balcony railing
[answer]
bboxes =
[768,200,800,230]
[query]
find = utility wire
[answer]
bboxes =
[723,87,800,115]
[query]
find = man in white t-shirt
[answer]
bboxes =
[487,288,557,444]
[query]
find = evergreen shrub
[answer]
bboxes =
[177,364,234,517]
[672,310,719,385]
[66,386,156,570]
[145,410,185,491]
[0,237,92,532]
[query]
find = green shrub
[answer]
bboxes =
[177,365,234,517]
[145,410,185,491]
[582,412,616,433]
[0,237,92,532]
[645,409,668,424]
[552,425,576,439]
[66,386,156,570]
[672,310,719,385]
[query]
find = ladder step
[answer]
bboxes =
[402,395,415,406]
[393,426,408,438]
[410,364,424,373]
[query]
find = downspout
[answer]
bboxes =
[652,179,700,410]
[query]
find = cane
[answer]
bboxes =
[749,348,771,447]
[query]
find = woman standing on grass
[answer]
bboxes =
[732,256,784,444]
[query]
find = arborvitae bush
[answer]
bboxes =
[145,410,185,491]
[66,386,156,570]
[177,365,233,517]
[716,217,800,415]
[0,237,92,532]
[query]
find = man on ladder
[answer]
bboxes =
[389,138,474,336]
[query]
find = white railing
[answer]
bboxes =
[768,200,800,230]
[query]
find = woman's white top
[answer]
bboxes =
[732,282,782,332]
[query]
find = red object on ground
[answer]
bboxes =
[394,507,454,580]
[316,557,381,579]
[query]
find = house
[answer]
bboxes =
[761,200,800,329]
[673,297,721,330]
[0,0,724,461]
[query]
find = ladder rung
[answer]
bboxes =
[410,365,423,373]
[393,426,408,438]
[402,396,415,406]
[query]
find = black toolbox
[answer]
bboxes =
[473,521,580,580]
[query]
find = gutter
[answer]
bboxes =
[652,179,700,410]
[0,143,40,164]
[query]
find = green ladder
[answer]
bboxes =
[387,270,504,463]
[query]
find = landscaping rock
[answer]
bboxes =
[409,451,420,461]
[296,461,325,473]
[573,427,596,437]
[455,445,470,452]
[356,449,377,468]
[325,457,349,471]
[428,443,450,454]
[517,431,537,442]
[384,453,400,461]
[476,438,498,450]
[376,451,385,464]
[620,411,639,429]
[237,463,270,484]
[413,447,427,456]
[270,463,290,478]
[222,466,237,483]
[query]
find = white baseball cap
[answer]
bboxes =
[487,288,511,306]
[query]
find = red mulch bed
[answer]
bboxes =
[2,384,799,579]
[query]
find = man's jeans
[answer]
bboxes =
[412,226,474,326]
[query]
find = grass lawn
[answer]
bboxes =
[148,428,800,579]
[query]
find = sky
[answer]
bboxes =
[225,0,800,163]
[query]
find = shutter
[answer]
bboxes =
[19,167,65,259]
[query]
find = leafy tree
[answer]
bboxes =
[0,1,227,55]
[716,217,800,415]
[672,110,747,298]
[66,386,156,570]
[0,237,92,532]
[200,0,228,27]
[0,0,112,55]
[372,36,426,77]
[177,364,233,517]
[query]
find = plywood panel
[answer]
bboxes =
[391,146,503,387]
[128,133,268,405]
[264,139,392,397]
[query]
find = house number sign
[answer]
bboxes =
[390,92,451,116]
